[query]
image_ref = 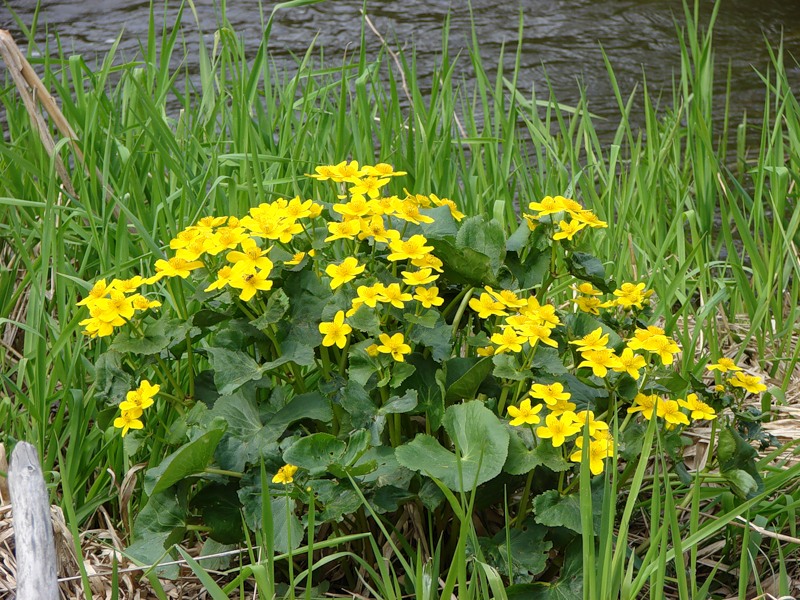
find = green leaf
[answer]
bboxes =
[479,518,551,583]
[261,338,316,371]
[419,205,460,238]
[347,340,382,387]
[429,237,498,287]
[531,346,569,376]
[506,248,549,289]
[144,426,227,496]
[206,347,264,395]
[389,361,416,389]
[507,539,583,599]
[269,494,304,553]
[456,215,507,274]
[190,483,244,544]
[717,425,763,498]
[379,390,418,415]
[111,316,194,356]
[408,316,452,363]
[262,392,333,439]
[505,430,571,475]
[93,350,133,403]
[532,490,582,533]
[505,222,531,253]
[250,288,290,329]
[347,305,382,336]
[566,252,613,293]
[493,353,533,381]
[395,400,509,491]
[445,357,494,402]
[723,469,759,498]
[283,433,347,474]
[338,380,377,427]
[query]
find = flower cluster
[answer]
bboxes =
[507,382,613,475]
[113,380,159,437]
[76,278,161,338]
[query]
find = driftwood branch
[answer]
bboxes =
[8,442,59,600]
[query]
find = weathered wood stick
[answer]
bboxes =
[8,442,59,600]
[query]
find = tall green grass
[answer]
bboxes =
[1,0,799,597]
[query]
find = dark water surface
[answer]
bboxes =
[3,1,800,135]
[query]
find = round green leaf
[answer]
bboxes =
[396,400,509,491]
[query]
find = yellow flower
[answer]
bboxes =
[571,296,603,315]
[393,199,435,225]
[114,407,144,437]
[572,210,608,228]
[611,348,647,380]
[284,251,307,266]
[546,396,578,417]
[678,393,717,421]
[468,293,508,319]
[284,197,315,220]
[507,399,543,426]
[362,163,406,178]
[552,219,587,241]
[349,176,391,198]
[377,332,412,362]
[528,195,569,217]
[641,334,680,365]
[206,226,249,255]
[536,413,581,447]
[570,437,613,475]
[387,235,434,261]
[401,268,438,286]
[379,283,412,308]
[229,270,273,301]
[226,238,273,274]
[658,400,689,426]
[205,266,235,292]
[325,257,366,289]
[577,348,620,378]
[413,286,444,309]
[120,380,160,411]
[729,372,767,394]
[272,464,299,485]
[130,294,161,311]
[411,253,444,272]
[77,278,111,307]
[148,257,204,282]
[627,393,660,420]
[626,325,665,350]
[333,196,372,219]
[490,326,525,354]
[94,291,136,323]
[572,282,602,296]
[429,194,465,221]
[529,382,571,405]
[572,411,609,438]
[569,327,610,353]
[366,343,381,357]
[706,357,742,373]
[485,287,527,309]
[325,218,362,242]
[109,276,145,295]
[358,215,398,244]
[349,284,385,314]
[613,282,649,310]
[319,310,352,349]
[307,164,338,181]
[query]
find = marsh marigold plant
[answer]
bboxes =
[75,162,773,585]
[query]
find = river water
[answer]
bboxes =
[3,0,800,137]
